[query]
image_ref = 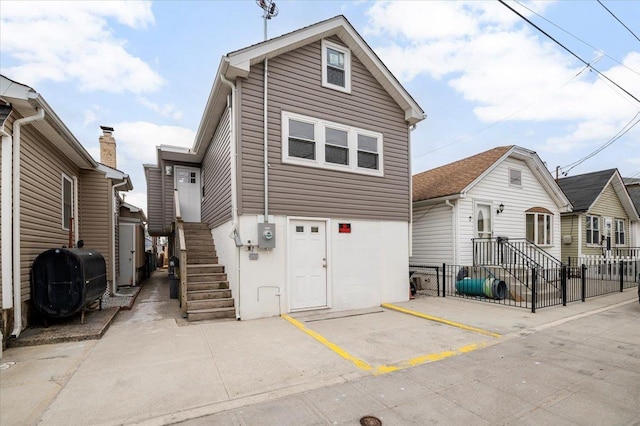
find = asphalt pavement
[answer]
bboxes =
[1,269,638,425]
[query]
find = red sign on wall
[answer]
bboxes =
[338,223,351,233]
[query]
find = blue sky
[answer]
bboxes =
[2,0,639,212]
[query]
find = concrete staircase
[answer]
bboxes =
[183,222,235,321]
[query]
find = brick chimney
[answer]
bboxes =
[99,125,117,169]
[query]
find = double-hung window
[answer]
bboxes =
[322,40,351,93]
[62,174,73,230]
[586,215,600,245]
[525,209,553,246]
[615,219,625,245]
[282,111,383,176]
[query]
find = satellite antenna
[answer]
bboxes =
[256,0,279,40]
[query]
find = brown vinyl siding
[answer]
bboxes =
[238,38,410,221]
[202,107,232,228]
[79,169,112,282]
[146,167,164,235]
[19,122,80,301]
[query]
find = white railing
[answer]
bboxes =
[579,255,637,282]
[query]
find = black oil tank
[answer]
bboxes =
[31,248,107,318]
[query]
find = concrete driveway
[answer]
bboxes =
[1,269,638,425]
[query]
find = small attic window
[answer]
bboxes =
[322,39,351,93]
[509,168,522,187]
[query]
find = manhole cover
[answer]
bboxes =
[360,416,382,426]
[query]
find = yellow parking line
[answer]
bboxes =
[381,303,501,338]
[282,314,490,376]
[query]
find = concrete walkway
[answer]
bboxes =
[1,270,638,425]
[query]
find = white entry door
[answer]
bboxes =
[118,224,135,287]
[175,166,201,222]
[289,220,327,311]
[475,203,493,239]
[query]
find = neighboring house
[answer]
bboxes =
[411,145,572,266]
[0,76,136,347]
[144,15,425,320]
[557,169,639,264]
[624,177,640,248]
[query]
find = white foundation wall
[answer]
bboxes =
[214,215,409,320]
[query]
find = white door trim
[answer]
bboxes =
[174,166,201,222]
[473,200,493,239]
[285,216,332,313]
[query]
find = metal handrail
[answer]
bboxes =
[174,190,188,316]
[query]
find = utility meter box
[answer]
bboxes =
[258,222,276,249]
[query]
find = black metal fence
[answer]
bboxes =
[410,260,639,313]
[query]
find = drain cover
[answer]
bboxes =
[360,416,382,426]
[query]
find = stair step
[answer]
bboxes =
[187,298,234,311]
[188,307,236,321]
[188,273,227,282]
[187,257,219,265]
[188,289,232,300]
[187,264,225,274]
[187,281,229,291]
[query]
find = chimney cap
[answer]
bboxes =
[100,125,114,132]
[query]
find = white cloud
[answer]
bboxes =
[137,97,183,120]
[0,0,163,93]
[112,121,195,166]
[364,0,640,155]
[83,109,97,127]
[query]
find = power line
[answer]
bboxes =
[498,0,640,105]
[560,111,640,175]
[597,0,640,43]
[514,0,640,78]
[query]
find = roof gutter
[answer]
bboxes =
[11,107,45,338]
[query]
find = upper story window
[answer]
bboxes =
[615,219,625,245]
[509,168,522,187]
[525,209,553,246]
[322,39,351,93]
[586,215,600,245]
[62,174,73,230]
[282,111,383,176]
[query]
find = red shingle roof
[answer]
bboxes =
[413,146,514,202]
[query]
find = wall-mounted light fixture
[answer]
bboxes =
[496,203,504,215]
[165,165,173,176]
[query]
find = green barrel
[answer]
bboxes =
[455,278,486,296]
[483,278,507,300]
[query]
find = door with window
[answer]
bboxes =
[175,166,201,222]
[474,202,493,264]
[289,220,327,311]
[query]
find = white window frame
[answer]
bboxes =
[508,168,522,187]
[61,173,73,231]
[321,39,351,94]
[525,212,553,246]
[614,219,625,245]
[586,215,600,245]
[282,111,383,177]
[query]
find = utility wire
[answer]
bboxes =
[560,112,640,175]
[514,0,640,78]
[498,0,640,105]
[597,0,640,43]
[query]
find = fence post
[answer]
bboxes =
[619,261,624,292]
[442,263,446,298]
[531,267,537,314]
[561,264,567,306]
[581,264,587,302]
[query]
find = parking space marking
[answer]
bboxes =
[282,314,490,375]
[381,303,501,338]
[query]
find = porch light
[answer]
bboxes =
[497,203,504,214]
[165,165,173,176]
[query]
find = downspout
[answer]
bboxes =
[112,180,129,296]
[220,74,242,320]
[72,176,79,247]
[408,123,416,257]
[1,128,12,311]
[11,107,45,338]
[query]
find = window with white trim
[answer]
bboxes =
[509,168,522,186]
[62,174,73,230]
[321,39,351,93]
[615,219,625,245]
[586,215,600,244]
[525,212,553,246]
[282,111,383,176]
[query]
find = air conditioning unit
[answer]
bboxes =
[562,235,572,244]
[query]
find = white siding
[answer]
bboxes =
[410,203,453,265]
